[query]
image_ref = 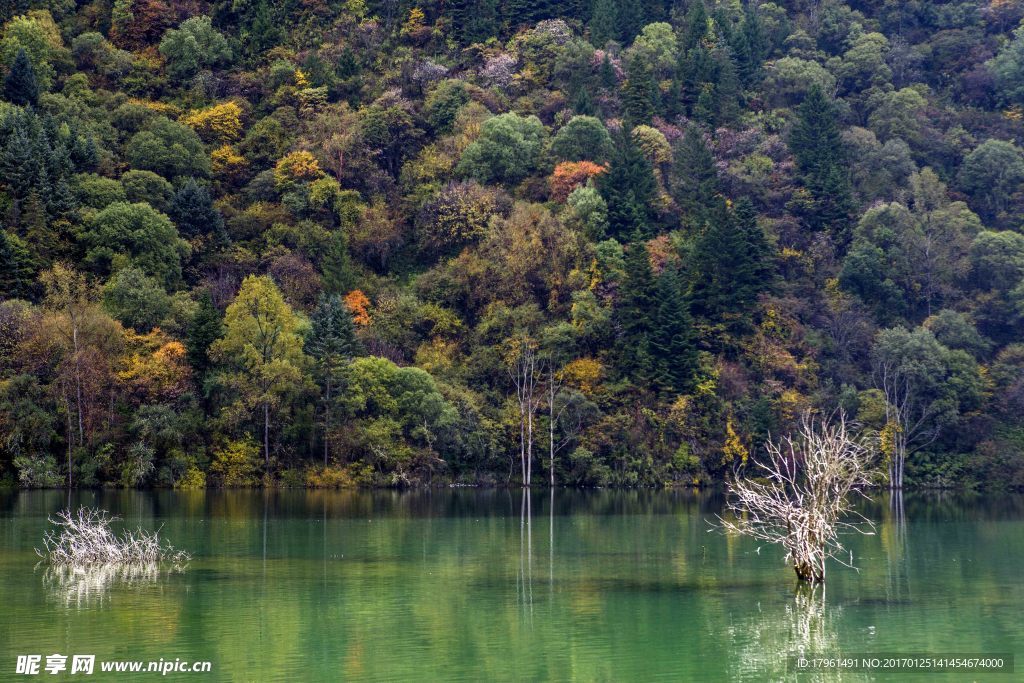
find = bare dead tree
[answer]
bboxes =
[544,363,587,487]
[507,337,543,487]
[718,411,877,584]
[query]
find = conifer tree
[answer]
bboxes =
[171,179,226,242]
[617,240,659,384]
[308,294,363,464]
[187,290,224,381]
[652,264,698,394]
[590,0,617,47]
[601,135,658,239]
[0,230,35,299]
[4,48,39,107]
[789,86,855,238]
[690,198,773,342]
[623,59,659,127]
[671,125,719,229]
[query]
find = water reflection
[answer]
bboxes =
[40,561,186,608]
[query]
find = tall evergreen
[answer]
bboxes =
[652,264,698,394]
[788,86,855,238]
[0,230,35,300]
[186,290,223,381]
[600,135,658,239]
[671,125,719,229]
[590,0,617,47]
[308,294,363,464]
[617,240,659,385]
[322,229,356,294]
[689,198,773,342]
[4,48,39,107]
[171,179,226,242]
[616,0,646,44]
[622,58,659,127]
[450,0,499,44]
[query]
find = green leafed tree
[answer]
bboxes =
[211,275,312,469]
[82,202,190,288]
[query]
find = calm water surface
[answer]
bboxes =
[0,489,1021,681]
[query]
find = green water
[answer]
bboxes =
[0,490,1021,682]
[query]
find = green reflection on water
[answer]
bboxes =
[0,489,1021,681]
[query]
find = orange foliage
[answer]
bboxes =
[549,161,607,202]
[344,290,371,326]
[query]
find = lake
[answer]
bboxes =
[1,489,1021,681]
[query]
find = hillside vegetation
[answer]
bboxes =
[1,0,1023,489]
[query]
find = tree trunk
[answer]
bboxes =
[71,322,84,446]
[324,378,331,466]
[264,402,270,469]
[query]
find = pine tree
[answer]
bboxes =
[187,290,223,381]
[4,48,39,107]
[789,86,855,238]
[681,0,709,53]
[671,125,720,229]
[622,59,659,127]
[689,199,773,343]
[617,240,659,384]
[601,135,658,239]
[616,0,646,44]
[713,49,741,124]
[450,0,499,45]
[171,179,226,241]
[322,229,356,294]
[590,0,617,47]
[308,294,363,464]
[0,230,35,300]
[652,264,698,394]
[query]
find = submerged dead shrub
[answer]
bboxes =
[36,507,191,567]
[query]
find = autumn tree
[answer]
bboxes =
[211,275,312,469]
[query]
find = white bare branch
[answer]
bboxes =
[717,411,877,583]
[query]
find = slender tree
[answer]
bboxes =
[307,294,363,464]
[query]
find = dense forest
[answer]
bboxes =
[0,0,1022,489]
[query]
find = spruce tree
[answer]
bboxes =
[652,264,698,394]
[622,59,659,127]
[4,48,39,107]
[671,125,719,229]
[617,240,659,385]
[322,229,356,294]
[689,198,773,342]
[0,230,35,300]
[601,135,658,239]
[171,179,226,241]
[590,0,617,47]
[186,290,223,380]
[308,294,363,464]
[789,86,855,238]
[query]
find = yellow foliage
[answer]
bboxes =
[879,419,902,464]
[559,357,603,394]
[722,417,748,467]
[274,150,323,188]
[181,101,243,144]
[294,68,310,88]
[306,465,355,488]
[118,340,192,403]
[211,144,248,179]
[174,466,207,489]
[210,438,260,487]
[128,98,181,117]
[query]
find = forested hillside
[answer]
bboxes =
[1,0,1023,489]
